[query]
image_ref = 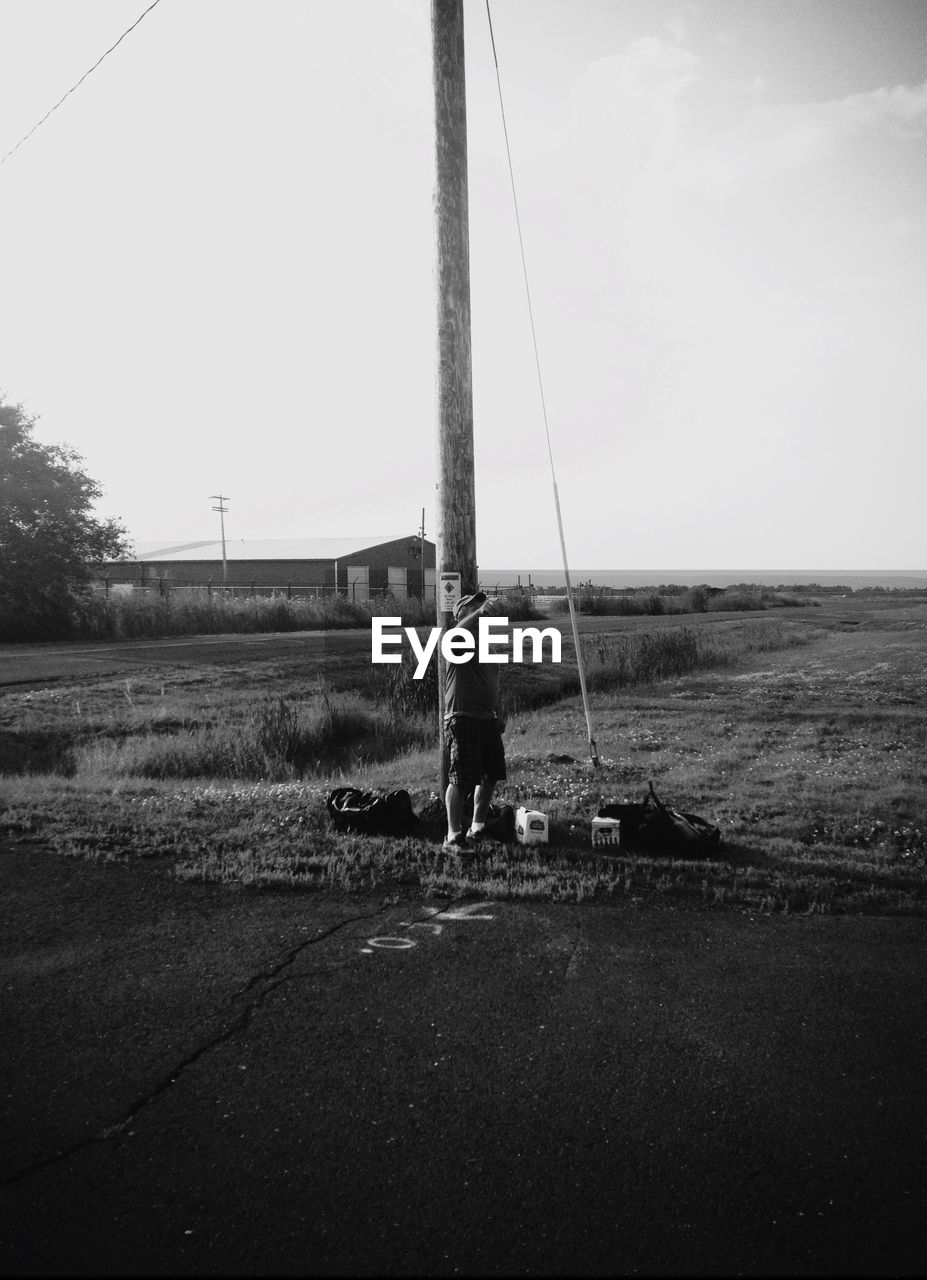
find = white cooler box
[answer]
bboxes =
[515,807,549,845]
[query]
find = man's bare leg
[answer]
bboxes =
[445,782,465,840]
[468,781,495,836]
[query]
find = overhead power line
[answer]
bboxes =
[0,0,164,168]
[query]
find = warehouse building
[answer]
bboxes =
[102,536,437,601]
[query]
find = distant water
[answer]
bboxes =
[480,569,927,590]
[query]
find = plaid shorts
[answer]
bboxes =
[445,715,506,793]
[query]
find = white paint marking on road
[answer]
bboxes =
[439,902,496,921]
[362,902,498,956]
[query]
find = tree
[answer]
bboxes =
[0,394,129,641]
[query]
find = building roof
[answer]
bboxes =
[126,537,429,563]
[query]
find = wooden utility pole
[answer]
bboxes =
[432,0,477,789]
[420,506,427,598]
[210,494,229,582]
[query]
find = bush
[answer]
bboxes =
[72,589,435,641]
[488,590,544,622]
[688,586,710,612]
[372,649,440,720]
[585,628,707,689]
[707,587,764,612]
[551,591,687,617]
[72,689,435,781]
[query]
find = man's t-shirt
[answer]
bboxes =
[444,617,498,720]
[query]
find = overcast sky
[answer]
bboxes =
[1,0,925,569]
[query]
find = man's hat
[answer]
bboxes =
[454,590,487,620]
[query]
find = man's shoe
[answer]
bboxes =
[442,833,471,853]
[465,825,485,842]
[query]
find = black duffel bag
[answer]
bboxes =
[326,787,419,837]
[599,781,720,857]
[482,803,516,843]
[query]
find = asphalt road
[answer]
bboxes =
[2,845,924,1277]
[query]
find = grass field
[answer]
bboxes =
[1,598,925,915]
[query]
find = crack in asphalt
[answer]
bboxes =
[1,902,391,1186]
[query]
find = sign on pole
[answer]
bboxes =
[439,571,461,616]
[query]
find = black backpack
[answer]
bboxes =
[481,803,516,843]
[326,787,419,837]
[599,782,720,857]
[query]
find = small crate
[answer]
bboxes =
[591,816,621,848]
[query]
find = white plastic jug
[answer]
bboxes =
[515,807,549,845]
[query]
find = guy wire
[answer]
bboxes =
[484,1,600,769]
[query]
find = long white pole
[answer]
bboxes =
[485,3,599,768]
[552,479,599,766]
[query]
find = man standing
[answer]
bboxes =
[443,591,507,854]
